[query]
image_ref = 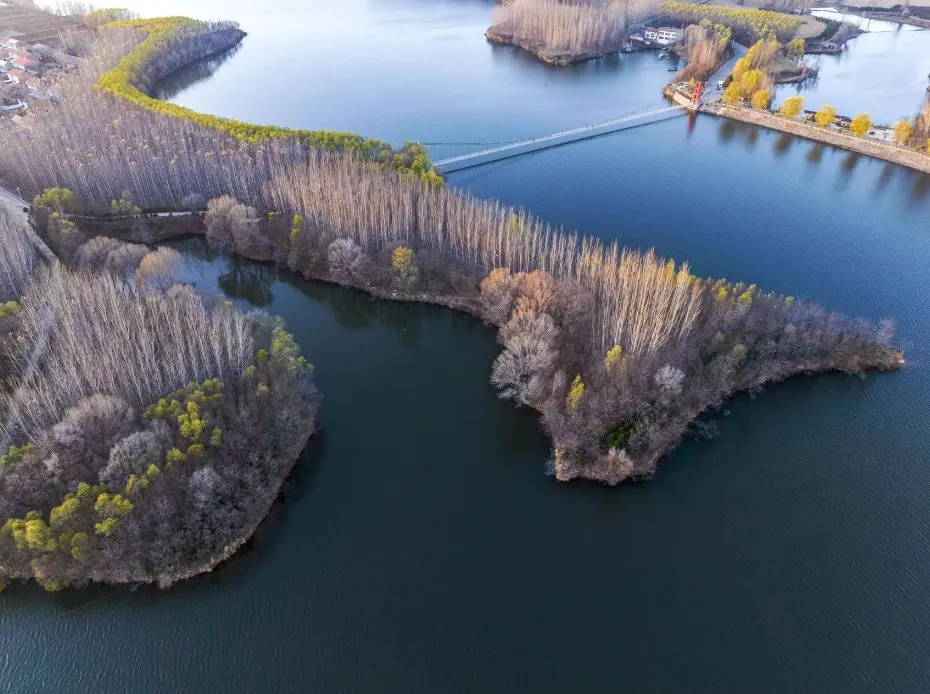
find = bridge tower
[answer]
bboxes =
[691,82,704,110]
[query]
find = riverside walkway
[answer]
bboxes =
[433,100,685,172]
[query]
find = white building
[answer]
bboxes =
[644,27,682,46]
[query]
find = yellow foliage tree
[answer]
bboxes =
[722,82,745,105]
[740,69,764,96]
[779,96,804,118]
[604,345,623,369]
[567,376,585,410]
[750,89,771,110]
[814,105,836,128]
[391,246,419,287]
[892,119,913,145]
[850,113,872,137]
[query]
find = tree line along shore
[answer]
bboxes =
[0,11,904,591]
[488,1,930,171]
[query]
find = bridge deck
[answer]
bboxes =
[434,101,686,172]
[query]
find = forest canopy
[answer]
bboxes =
[0,211,318,591]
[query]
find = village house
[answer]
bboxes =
[6,69,25,84]
[0,37,20,50]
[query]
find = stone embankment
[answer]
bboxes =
[702,103,930,175]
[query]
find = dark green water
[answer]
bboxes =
[3,1,930,692]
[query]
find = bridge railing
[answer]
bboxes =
[434,101,684,171]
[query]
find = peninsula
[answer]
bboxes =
[0,8,904,591]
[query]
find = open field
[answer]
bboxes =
[0,6,91,48]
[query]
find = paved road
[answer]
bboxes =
[0,185,29,220]
[701,42,748,106]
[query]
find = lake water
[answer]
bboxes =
[776,9,930,124]
[3,1,930,692]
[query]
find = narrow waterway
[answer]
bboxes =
[2,1,930,692]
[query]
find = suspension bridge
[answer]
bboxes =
[432,100,686,172]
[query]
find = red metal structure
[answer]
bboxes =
[692,81,704,108]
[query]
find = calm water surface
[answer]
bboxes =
[777,9,930,124]
[2,1,930,692]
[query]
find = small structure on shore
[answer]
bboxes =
[634,26,683,47]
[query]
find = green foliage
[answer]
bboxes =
[33,187,76,213]
[210,428,222,448]
[15,521,48,555]
[0,444,32,471]
[143,379,224,420]
[289,214,303,245]
[95,18,441,183]
[186,444,204,457]
[70,532,89,562]
[178,401,206,441]
[84,8,136,27]
[850,113,872,137]
[786,38,805,59]
[779,96,804,118]
[601,421,637,451]
[110,190,142,215]
[812,16,841,41]
[814,105,836,128]
[49,497,81,529]
[94,517,120,537]
[77,482,106,500]
[0,301,21,319]
[165,447,186,467]
[268,326,313,374]
[94,493,133,518]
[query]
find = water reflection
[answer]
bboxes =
[874,162,896,194]
[218,259,275,307]
[153,42,244,101]
[773,132,794,156]
[806,142,825,164]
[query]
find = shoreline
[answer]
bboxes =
[701,102,930,175]
[76,217,904,487]
[485,25,622,66]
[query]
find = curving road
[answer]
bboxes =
[701,42,748,106]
